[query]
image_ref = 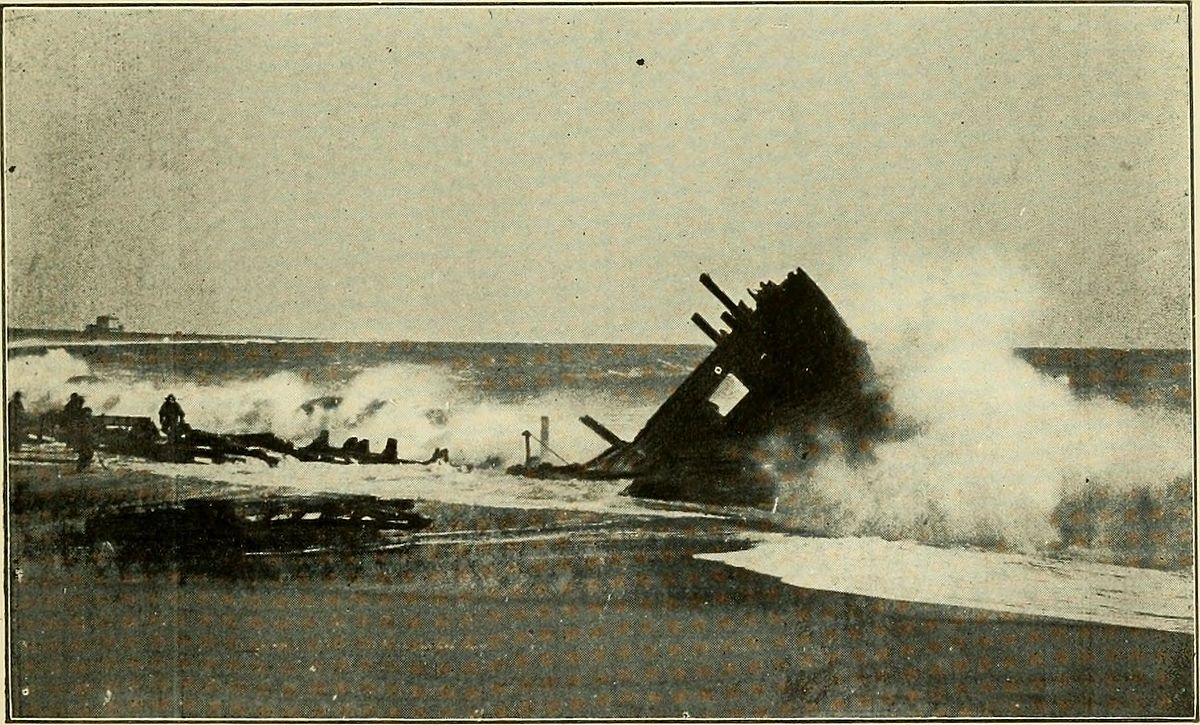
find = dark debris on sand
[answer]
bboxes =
[7,464,1195,719]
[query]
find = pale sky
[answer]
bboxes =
[2,5,1192,345]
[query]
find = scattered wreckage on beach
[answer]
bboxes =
[60,494,434,578]
[12,405,449,469]
[509,267,898,507]
[11,400,446,574]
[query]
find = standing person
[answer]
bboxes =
[7,391,25,451]
[70,407,95,472]
[59,392,86,444]
[62,392,85,420]
[158,394,185,442]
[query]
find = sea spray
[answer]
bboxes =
[7,350,656,466]
[771,246,1192,562]
[7,348,92,412]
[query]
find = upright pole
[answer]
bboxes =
[522,430,532,465]
[540,416,550,459]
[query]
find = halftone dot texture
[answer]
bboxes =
[10,532,1195,718]
[8,339,1195,718]
[5,2,1193,720]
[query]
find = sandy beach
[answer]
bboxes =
[8,461,1193,719]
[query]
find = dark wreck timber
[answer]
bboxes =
[510,268,895,506]
[14,408,449,468]
[65,494,434,579]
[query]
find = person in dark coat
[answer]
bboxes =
[59,392,87,447]
[70,407,94,472]
[159,394,185,442]
[8,391,25,451]
[63,392,85,420]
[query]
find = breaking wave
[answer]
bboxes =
[6,249,1192,569]
[768,245,1192,568]
[7,348,654,467]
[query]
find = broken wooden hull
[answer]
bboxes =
[510,268,894,507]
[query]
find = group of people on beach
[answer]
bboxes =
[7,390,187,472]
[7,390,95,471]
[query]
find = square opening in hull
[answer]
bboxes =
[709,372,749,416]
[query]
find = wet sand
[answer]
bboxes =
[8,463,1195,718]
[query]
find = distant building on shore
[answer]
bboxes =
[84,315,124,336]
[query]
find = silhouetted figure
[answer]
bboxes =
[62,392,85,421]
[7,391,25,451]
[61,393,87,451]
[70,407,94,472]
[159,394,185,443]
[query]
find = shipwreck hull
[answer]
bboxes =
[513,267,893,507]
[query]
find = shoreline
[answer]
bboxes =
[7,462,1195,718]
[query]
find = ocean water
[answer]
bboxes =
[6,340,1194,567]
[7,341,710,466]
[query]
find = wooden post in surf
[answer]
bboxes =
[539,416,550,459]
[522,430,533,465]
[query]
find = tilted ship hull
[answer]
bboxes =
[511,268,894,507]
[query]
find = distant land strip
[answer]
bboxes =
[5,327,315,344]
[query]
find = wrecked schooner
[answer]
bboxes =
[510,268,895,507]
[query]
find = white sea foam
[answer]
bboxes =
[8,250,1191,563]
[767,245,1192,552]
[696,534,1195,634]
[6,349,655,466]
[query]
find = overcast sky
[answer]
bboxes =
[2,5,1191,345]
